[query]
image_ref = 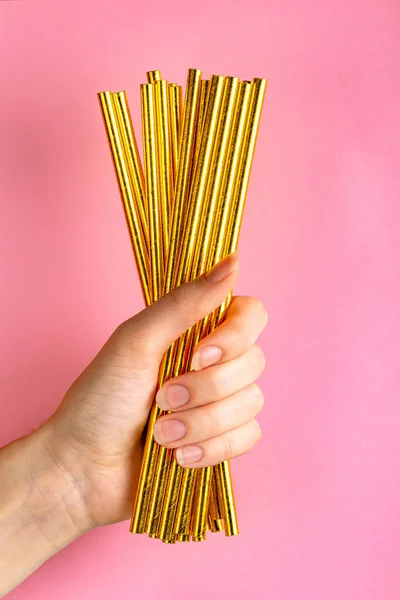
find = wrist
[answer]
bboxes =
[12,422,93,546]
[0,424,93,595]
[34,420,95,539]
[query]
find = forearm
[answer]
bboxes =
[0,424,90,597]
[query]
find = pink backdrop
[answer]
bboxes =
[1,0,399,598]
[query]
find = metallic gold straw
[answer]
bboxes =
[154,79,173,264]
[141,83,164,300]
[146,444,173,537]
[165,68,202,294]
[141,69,202,538]
[100,70,267,543]
[190,466,212,540]
[98,91,151,306]
[192,81,253,537]
[130,354,172,534]
[112,91,148,243]
[176,77,267,538]
[157,456,182,541]
[173,74,226,287]
[174,465,196,538]
[181,76,240,531]
[220,78,267,259]
[209,470,224,527]
[158,76,226,536]
[216,461,238,536]
[216,77,268,536]
[191,79,209,185]
[181,76,240,346]
[168,83,182,186]
[190,81,253,352]
[130,83,166,535]
[147,70,161,83]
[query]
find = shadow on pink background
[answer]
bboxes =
[0,0,399,598]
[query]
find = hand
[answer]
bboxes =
[44,253,267,530]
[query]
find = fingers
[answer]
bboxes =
[175,419,262,468]
[156,344,265,411]
[153,343,265,468]
[115,253,239,359]
[154,383,264,448]
[192,295,268,370]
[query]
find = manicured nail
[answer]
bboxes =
[154,419,186,445]
[204,252,238,284]
[156,384,190,409]
[176,446,204,466]
[192,345,223,371]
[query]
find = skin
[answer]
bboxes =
[0,254,267,597]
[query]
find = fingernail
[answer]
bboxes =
[192,345,222,371]
[156,384,190,409]
[154,419,186,445]
[176,446,203,466]
[204,253,238,284]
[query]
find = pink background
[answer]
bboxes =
[1,0,399,598]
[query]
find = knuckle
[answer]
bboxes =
[206,368,225,399]
[221,431,234,460]
[240,296,268,324]
[111,320,152,360]
[251,344,266,373]
[227,320,244,342]
[254,299,269,325]
[166,286,184,312]
[205,403,223,431]
[239,295,257,310]
[250,419,262,447]
[250,384,265,412]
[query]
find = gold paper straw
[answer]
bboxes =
[125,71,267,542]
[174,466,196,538]
[179,78,266,538]
[142,69,202,537]
[98,91,151,306]
[147,70,161,83]
[130,358,166,533]
[168,83,182,186]
[154,79,173,264]
[177,76,240,354]
[112,91,148,243]
[210,470,224,523]
[217,461,238,536]
[157,457,182,541]
[165,68,202,294]
[181,77,240,531]
[99,91,167,535]
[189,81,253,538]
[141,83,164,300]
[219,79,267,259]
[216,77,268,536]
[129,85,166,535]
[188,81,253,353]
[158,76,226,536]
[190,466,212,540]
[191,79,209,184]
[207,513,223,533]
[146,446,173,537]
[173,74,226,287]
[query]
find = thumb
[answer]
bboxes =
[117,253,239,358]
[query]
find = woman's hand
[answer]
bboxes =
[45,254,268,529]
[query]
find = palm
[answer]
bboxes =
[54,342,161,526]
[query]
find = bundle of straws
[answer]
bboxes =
[98,68,267,543]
